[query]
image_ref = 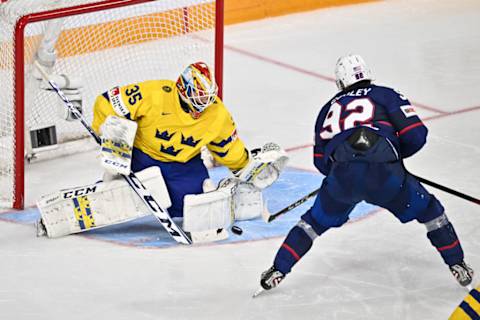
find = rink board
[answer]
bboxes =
[0,167,378,248]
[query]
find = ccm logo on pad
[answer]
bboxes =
[62,186,97,199]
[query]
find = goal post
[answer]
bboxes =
[0,0,224,209]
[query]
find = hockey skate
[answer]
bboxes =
[253,266,285,297]
[450,261,474,287]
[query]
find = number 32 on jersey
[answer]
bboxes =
[320,98,375,140]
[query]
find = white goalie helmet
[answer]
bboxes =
[334,54,373,91]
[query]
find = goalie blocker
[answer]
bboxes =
[99,115,138,176]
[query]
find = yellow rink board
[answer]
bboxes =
[5,0,378,64]
[225,0,378,25]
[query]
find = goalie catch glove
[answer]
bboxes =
[99,115,138,176]
[40,74,83,121]
[233,142,289,189]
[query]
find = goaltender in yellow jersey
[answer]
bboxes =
[91,62,249,217]
[35,62,288,241]
[92,79,248,169]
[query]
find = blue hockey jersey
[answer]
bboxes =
[314,83,428,175]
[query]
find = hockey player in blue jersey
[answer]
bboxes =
[257,54,474,293]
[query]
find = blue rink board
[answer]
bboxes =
[0,167,378,248]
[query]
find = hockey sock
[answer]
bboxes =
[274,214,329,274]
[426,221,464,266]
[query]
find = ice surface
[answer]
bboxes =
[1,1,479,319]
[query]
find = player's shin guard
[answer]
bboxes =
[424,213,464,266]
[274,212,329,274]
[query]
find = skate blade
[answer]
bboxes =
[465,278,478,292]
[252,287,265,298]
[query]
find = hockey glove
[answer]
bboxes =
[234,142,289,189]
[99,115,138,176]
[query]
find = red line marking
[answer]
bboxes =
[424,105,480,121]
[225,44,335,82]
[285,144,314,152]
[225,45,447,114]
[283,105,480,153]
[411,102,447,115]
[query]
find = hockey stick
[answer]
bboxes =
[34,61,192,245]
[409,173,480,205]
[264,187,320,223]
[265,169,479,223]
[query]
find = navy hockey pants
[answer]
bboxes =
[311,160,444,227]
[273,138,464,274]
[131,148,209,217]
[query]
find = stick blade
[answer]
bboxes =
[261,200,273,223]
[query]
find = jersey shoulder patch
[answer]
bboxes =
[400,104,417,118]
[107,86,132,118]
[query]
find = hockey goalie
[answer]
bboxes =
[36,62,288,243]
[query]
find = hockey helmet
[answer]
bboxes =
[334,54,373,91]
[176,62,218,118]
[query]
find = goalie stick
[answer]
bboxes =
[34,61,192,245]
[265,170,480,223]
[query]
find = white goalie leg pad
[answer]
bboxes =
[100,115,137,176]
[189,229,229,244]
[183,179,265,242]
[183,179,235,233]
[235,142,289,189]
[183,178,231,243]
[37,167,170,238]
[233,182,265,220]
[133,167,171,215]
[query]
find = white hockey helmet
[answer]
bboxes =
[334,54,373,91]
[176,62,218,119]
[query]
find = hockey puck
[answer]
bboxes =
[231,225,243,235]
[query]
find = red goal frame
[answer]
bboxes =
[7,0,224,209]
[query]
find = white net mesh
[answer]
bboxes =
[0,0,218,208]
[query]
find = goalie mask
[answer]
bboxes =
[176,62,218,119]
[334,54,373,91]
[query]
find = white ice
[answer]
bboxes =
[1,0,480,319]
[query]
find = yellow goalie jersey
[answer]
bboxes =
[92,80,249,171]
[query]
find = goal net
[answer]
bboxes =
[0,0,223,209]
